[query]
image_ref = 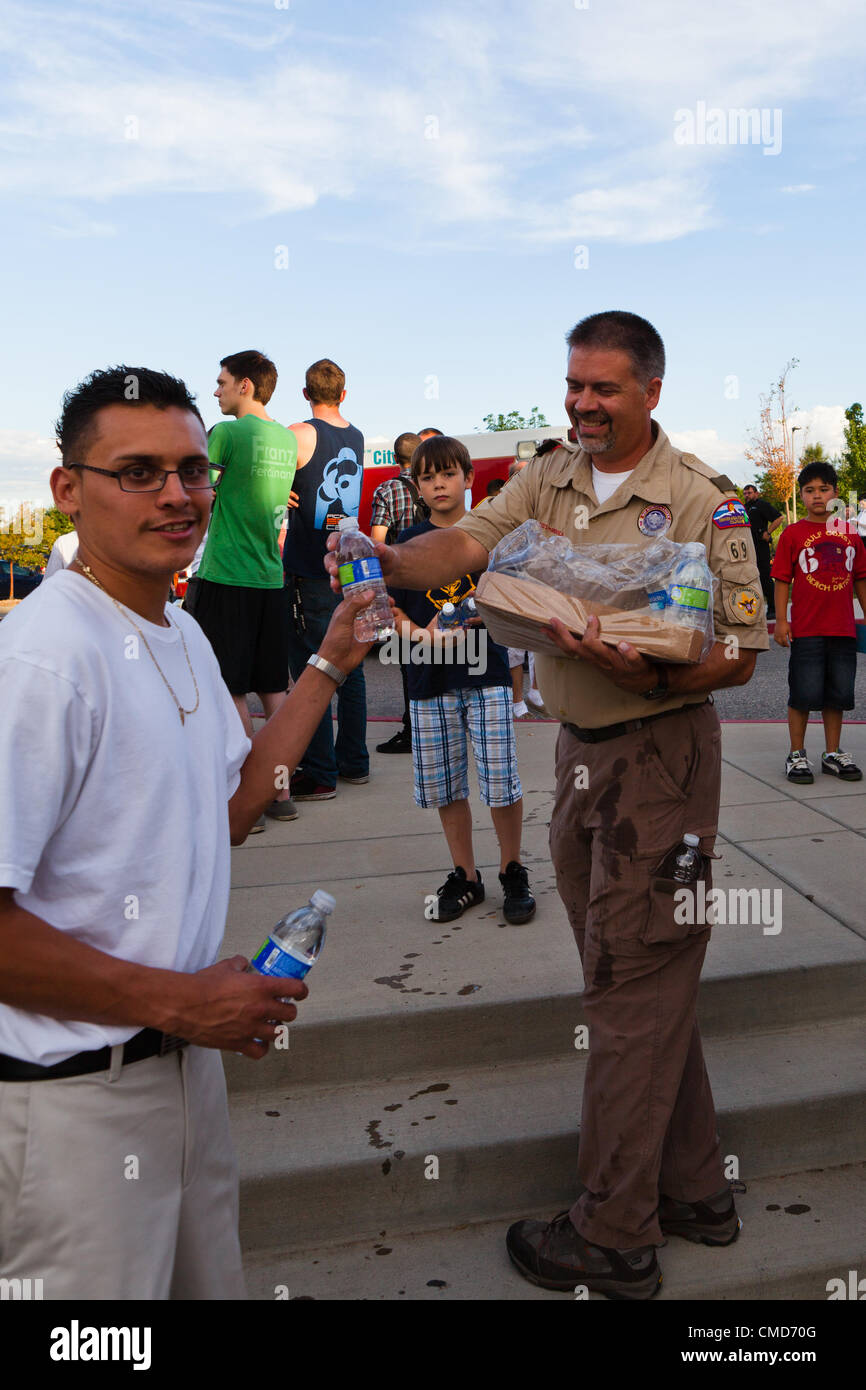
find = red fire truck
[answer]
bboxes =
[358,426,571,531]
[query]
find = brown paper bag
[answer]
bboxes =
[474,571,706,663]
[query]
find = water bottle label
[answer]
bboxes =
[669,584,709,612]
[338,557,383,591]
[648,589,669,610]
[251,936,311,979]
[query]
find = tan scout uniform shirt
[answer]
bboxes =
[458,422,769,728]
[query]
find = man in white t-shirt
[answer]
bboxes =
[42,527,79,576]
[0,366,374,1300]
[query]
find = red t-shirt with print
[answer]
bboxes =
[771,518,866,638]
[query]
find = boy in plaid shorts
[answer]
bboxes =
[389,436,535,925]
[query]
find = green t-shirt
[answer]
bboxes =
[198,415,297,588]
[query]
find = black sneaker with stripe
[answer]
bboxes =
[430,866,484,922]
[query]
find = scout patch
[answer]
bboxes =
[637,504,672,537]
[724,585,761,624]
[712,499,749,530]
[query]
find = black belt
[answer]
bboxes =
[563,698,709,744]
[0,1028,189,1083]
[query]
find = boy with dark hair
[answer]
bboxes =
[389,436,535,924]
[772,460,866,783]
[191,350,298,826]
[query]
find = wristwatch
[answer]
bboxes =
[641,664,669,701]
[307,653,348,687]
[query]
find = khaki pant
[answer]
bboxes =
[549,702,726,1249]
[0,1044,246,1299]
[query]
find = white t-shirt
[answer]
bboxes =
[42,530,79,577]
[0,570,251,1064]
[592,464,634,505]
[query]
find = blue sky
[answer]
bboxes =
[1,0,864,506]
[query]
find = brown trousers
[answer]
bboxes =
[549,701,726,1249]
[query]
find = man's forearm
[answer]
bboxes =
[0,898,185,1033]
[390,527,489,590]
[664,642,757,695]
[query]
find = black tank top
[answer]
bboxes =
[282,418,365,579]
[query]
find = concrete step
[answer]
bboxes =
[242,1162,866,1301]
[223,832,866,1096]
[232,1016,866,1254]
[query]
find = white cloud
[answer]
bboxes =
[789,406,847,459]
[667,428,745,477]
[0,431,58,508]
[0,0,863,247]
[781,184,816,193]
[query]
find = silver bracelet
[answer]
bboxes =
[307,653,348,686]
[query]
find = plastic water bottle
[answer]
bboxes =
[336,518,395,641]
[458,595,478,625]
[438,602,462,630]
[666,544,710,627]
[671,834,703,885]
[249,890,336,981]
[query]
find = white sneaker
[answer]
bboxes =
[512,700,529,719]
[525,688,544,708]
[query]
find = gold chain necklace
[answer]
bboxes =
[75,560,200,725]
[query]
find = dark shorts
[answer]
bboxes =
[188,578,290,695]
[788,635,857,712]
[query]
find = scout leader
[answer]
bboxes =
[327,310,769,1300]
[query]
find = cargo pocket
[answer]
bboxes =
[639,848,713,946]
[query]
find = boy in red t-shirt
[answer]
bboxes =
[772,461,866,784]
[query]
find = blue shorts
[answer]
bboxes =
[788,635,857,711]
[410,685,522,809]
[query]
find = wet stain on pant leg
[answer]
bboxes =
[593,939,614,988]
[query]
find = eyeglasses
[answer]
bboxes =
[66,461,225,493]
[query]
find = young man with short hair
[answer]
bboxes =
[283,360,368,799]
[389,436,535,925]
[772,460,866,784]
[190,349,298,825]
[0,366,372,1299]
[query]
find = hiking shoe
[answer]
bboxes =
[658,1188,741,1247]
[265,798,299,821]
[821,750,863,781]
[499,861,536,924]
[338,770,370,785]
[248,814,266,834]
[376,729,412,754]
[785,749,813,784]
[506,1211,662,1300]
[290,773,336,801]
[428,867,484,922]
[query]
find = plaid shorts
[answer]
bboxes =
[410,684,522,809]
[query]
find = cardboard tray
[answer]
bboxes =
[474,571,706,664]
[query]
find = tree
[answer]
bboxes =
[0,504,73,598]
[480,407,549,432]
[744,359,799,523]
[841,403,866,501]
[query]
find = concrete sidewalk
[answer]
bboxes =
[224,719,866,1040]
[224,718,866,1300]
